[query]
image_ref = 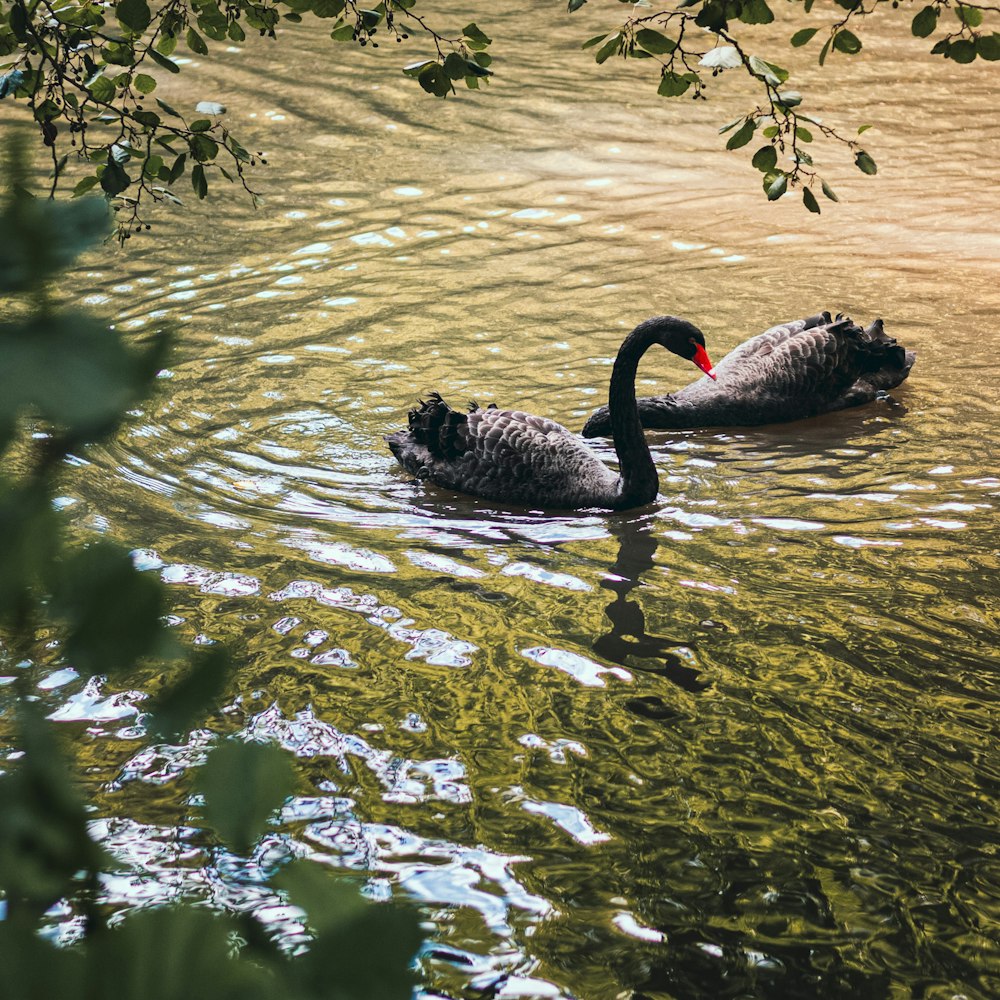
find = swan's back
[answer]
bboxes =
[387,394,622,508]
[706,312,909,395]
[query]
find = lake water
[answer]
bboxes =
[14,3,1000,997]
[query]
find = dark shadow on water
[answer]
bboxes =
[593,513,710,695]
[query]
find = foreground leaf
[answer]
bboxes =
[197,741,296,854]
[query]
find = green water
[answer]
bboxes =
[6,3,1000,997]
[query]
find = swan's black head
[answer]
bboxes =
[641,315,716,379]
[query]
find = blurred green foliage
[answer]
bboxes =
[0,144,421,999]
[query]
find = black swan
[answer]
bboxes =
[581,312,915,437]
[385,316,715,511]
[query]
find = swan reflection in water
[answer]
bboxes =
[593,514,710,701]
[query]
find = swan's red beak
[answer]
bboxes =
[693,343,716,380]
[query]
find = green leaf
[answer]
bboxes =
[948,38,977,62]
[821,179,839,201]
[169,152,187,182]
[100,157,131,196]
[762,125,779,138]
[0,312,164,438]
[148,647,233,740]
[8,3,28,42]
[56,543,169,675]
[186,27,209,55]
[803,187,820,214]
[791,27,818,46]
[156,97,183,118]
[283,868,422,1000]
[88,74,116,103]
[977,33,1000,60]
[312,0,346,16]
[594,32,621,65]
[818,35,832,65]
[635,28,676,54]
[695,1,728,31]
[157,31,177,56]
[274,863,424,999]
[857,123,873,134]
[0,704,109,909]
[190,134,218,161]
[402,59,435,77]
[582,33,608,49]
[911,5,938,36]
[106,41,136,67]
[192,162,208,197]
[197,742,296,854]
[462,22,492,50]
[568,0,588,10]
[189,118,212,132]
[0,193,110,293]
[776,90,802,108]
[739,0,774,25]
[657,70,692,97]
[227,20,245,41]
[833,29,862,54]
[0,483,60,622]
[795,126,813,142]
[133,73,157,95]
[854,150,878,175]
[116,0,151,33]
[226,136,251,162]
[766,172,787,200]
[91,909,263,999]
[143,154,163,177]
[955,4,983,27]
[443,51,468,80]
[148,47,181,74]
[72,174,100,197]
[726,119,756,150]
[416,62,450,97]
[748,55,788,85]
[330,20,354,41]
[751,145,777,172]
[463,57,492,78]
[0,922,84,996]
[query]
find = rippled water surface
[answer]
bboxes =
[9,3,1000,997]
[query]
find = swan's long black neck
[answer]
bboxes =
[608,323,661,508]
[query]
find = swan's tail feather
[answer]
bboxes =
[402,392,472,461]
[852,318,916,393]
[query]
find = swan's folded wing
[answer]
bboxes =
[398,396,576,471]
[706,315,861,396]
[713,312,833,371]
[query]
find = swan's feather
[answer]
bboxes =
[386,394,622,509]
[581,312,915,436]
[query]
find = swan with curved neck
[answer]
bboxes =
[581,312,916,437]
[386,316,715,511]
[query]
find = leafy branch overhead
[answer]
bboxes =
[1,0,997,234]
[0,0,494,239]
[572,0,1000,212]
